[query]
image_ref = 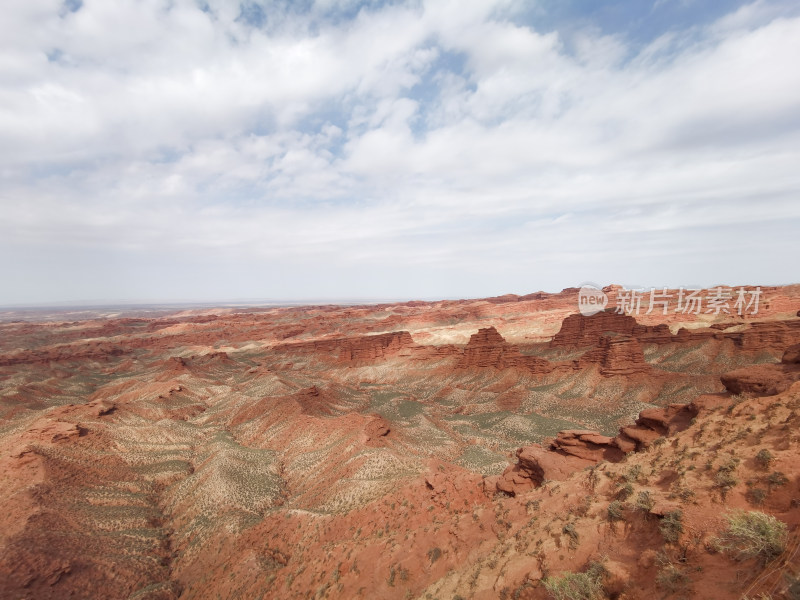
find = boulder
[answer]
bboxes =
[365,415,391,446]
[635,404,694,435]
[782,343,800,365]
[720,364,795,396]
[551,430,625,462]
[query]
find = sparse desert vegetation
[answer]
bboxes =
[1,288,799,599]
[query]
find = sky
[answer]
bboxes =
[1,0,799,305]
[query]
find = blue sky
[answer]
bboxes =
[1,0,799,304]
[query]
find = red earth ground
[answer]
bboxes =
[1,285,800,599]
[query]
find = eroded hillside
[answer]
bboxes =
[1,286,799,599]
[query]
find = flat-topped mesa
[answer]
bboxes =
[552,309,800,355]
[672,320,800,352]
[579,334,650,376]
[275,331,416,363]
[550,310,673,348]
[457,327,554,374]
[724,320,800,351]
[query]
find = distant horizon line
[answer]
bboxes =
[0,296,455,311]
[2,281,798,312]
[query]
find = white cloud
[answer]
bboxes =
[0,0,799,303]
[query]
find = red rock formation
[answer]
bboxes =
[488,397,708,495]
[720,365,800,396]
[550,311,673,348]
[276,331,416,363]
[552,310,800,355]
[489,444,595,496]
[489,343,800,497]
[578,334,650,376]
[295,385,338,416]
[457,326,555,374]
[0,341,127,367]
[782,343,800,364]
[720,320,800,352]
[634,403,695,435]
[719,345,800,396]
[364,415,391,447]
[458,327,526,369]
[550,430,625,462]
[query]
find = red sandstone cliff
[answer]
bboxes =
[457,327,555,374]
[275,330,416,362]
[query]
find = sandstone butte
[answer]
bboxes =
[0,285,799,599]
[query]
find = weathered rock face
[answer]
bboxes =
[551,430,626,462]
[0,341,127,367]
[782,343,800,365]
[490,444,595,495]
[457,327,555,374]
[550,311,673,348]
[579,335,650,376]
[634,403,695,435]
[489,343,800,496]
[715,320,800,352]
[720,345,800,396]
[295,385,339,416]
[276,331,416,363]
[720,364,799,396]
[551,310,800,354]
[364,415,391,447]
[458,327,525,369]
[487,399,705,495]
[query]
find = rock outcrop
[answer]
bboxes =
[0,341,127,367]
[365,415,391,446]
[458,327,525,369]
[578,334,650,376]
[551,310,800,354]
[782,343,800,365]
[490,343,800,496]
[276,331,416,363]
[488,400,705,495]
[457,327,556,374]
[720,343,800,396]
[550,430,626,462]
[488,444,595,496]
[550,311,673,348]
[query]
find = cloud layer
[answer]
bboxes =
[2,0,799,303]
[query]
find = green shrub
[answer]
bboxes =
[563,523,580,549]
[719,457,741,473]
[544,570,603,600]
[715,470,739,499]
[746,488,767,506]
[635,490,655,513]
[616,482,634,501]
[607,501,625,522]
[767,471,789,489]
[755,449,774,470]
[659,510,684,543]
[716,510,787,563]
[656,564,690,593]
[427,547,442,564]
[624,465,643,482]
